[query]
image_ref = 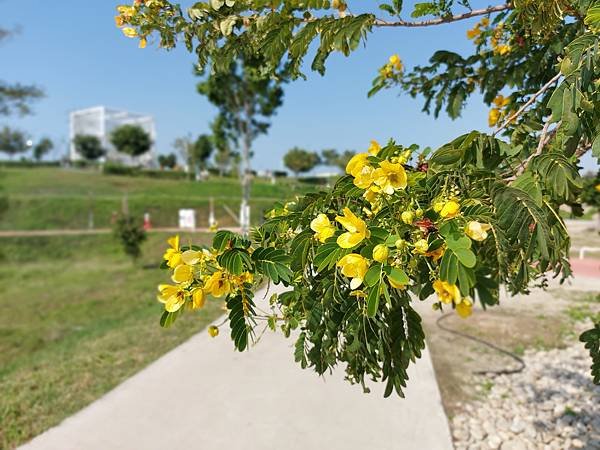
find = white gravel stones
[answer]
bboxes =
[450,343,600,450]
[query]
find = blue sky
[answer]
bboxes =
[2,0,598,173]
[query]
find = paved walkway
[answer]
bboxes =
[19,286,452,450]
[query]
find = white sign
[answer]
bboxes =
[179,209,196,230]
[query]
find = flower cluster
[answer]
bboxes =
[488,94,511,127]
[115,1,167,48]
[306,140,495,318]
[379,54,404,79]
[467,18,511,56]
[157,235,253,335]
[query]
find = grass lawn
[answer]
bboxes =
[0,167,324,230]
[0,232,225,449]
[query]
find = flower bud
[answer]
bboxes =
[401,211,414,224]
[372,244,389,263]
[208,326,219,338]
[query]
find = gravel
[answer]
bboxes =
[451,343,600,450]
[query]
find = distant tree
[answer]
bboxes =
[110,124,152,157]
[158,153,177,169]
[0,27,44,117]
[32,137,53,161]
[0,126,28,159]
[73,134,105,161]
[581,171,600,228]
[190,134,213,172]
[211,114,236,176]
[173,134,213,176]
[284,147,320,177]
[197,55,288,233]
[321,148,356,172]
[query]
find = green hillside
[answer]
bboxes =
[0,167,322,230]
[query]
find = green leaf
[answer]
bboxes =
[365,264,382,287]
[593,133,600,159]
[440,250,459,284]
[580,323,600,384]
[366,284,381,318]
[385,266,410,286]
[314,242,346,272]
[159,309,181,328]
[290,230,313,272]
[227,292,256,352]
[512,172,543,207]
[217,248,252,275]
[454,248,476,268]
[252,247,293,284]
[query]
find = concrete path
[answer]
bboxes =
[19,286,453,450]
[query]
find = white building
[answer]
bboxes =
[69,106,156,167]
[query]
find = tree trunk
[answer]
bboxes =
[240,101,252,236]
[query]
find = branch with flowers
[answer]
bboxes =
[117,0,600,392]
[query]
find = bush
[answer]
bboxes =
[103,162,138,176]
[113,215,147,261]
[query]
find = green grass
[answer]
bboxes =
[0,167,323,230]
[0,233,224,449]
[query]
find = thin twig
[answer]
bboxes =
[493,73,562,136]
[374,4,511,27]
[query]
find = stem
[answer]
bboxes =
[374,4,512,28]
[494,73,562,136]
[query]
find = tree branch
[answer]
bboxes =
[374,4,512,28]
[493,73,562,136]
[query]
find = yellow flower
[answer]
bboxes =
[465,221,492,241]
[117,5,136,16]
[496,44,511,55]
[337,254,370,290]
[488,108,501,127]
[115,15,125,27]
[480,17,490,27]
[181,249,202,265]
[363,186,379,204]
[389,278,407,289]
[595,183,600,192]
[493,95,510,108]
[310,214,336,243]
[204,271,231,298]
[336,207,370,248]
[372,244,389,263]
[466,26,481,40]
[191,288,206,309]
[439,200,460,219]
[413,239,429,254]
[433,280,461,305]
[163,235,182,268]
[139,37,147,49]
[122,27,138,38]
[353,164,376,189]
[368,140,382,156]
[346,153,369,177]
[208,325,219,337]
[373,160,407,195]
[389,54,402,70]
[172,264,194,284]
[157,284,186,312]
[425,245,445,262]
[401,210,414,224]
[433,200,445,213]
[455,297,473,318]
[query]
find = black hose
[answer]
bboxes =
[435,312,526,376]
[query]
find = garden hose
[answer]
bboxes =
[435,313,526,376]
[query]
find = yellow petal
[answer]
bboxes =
[165,295,185,312]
